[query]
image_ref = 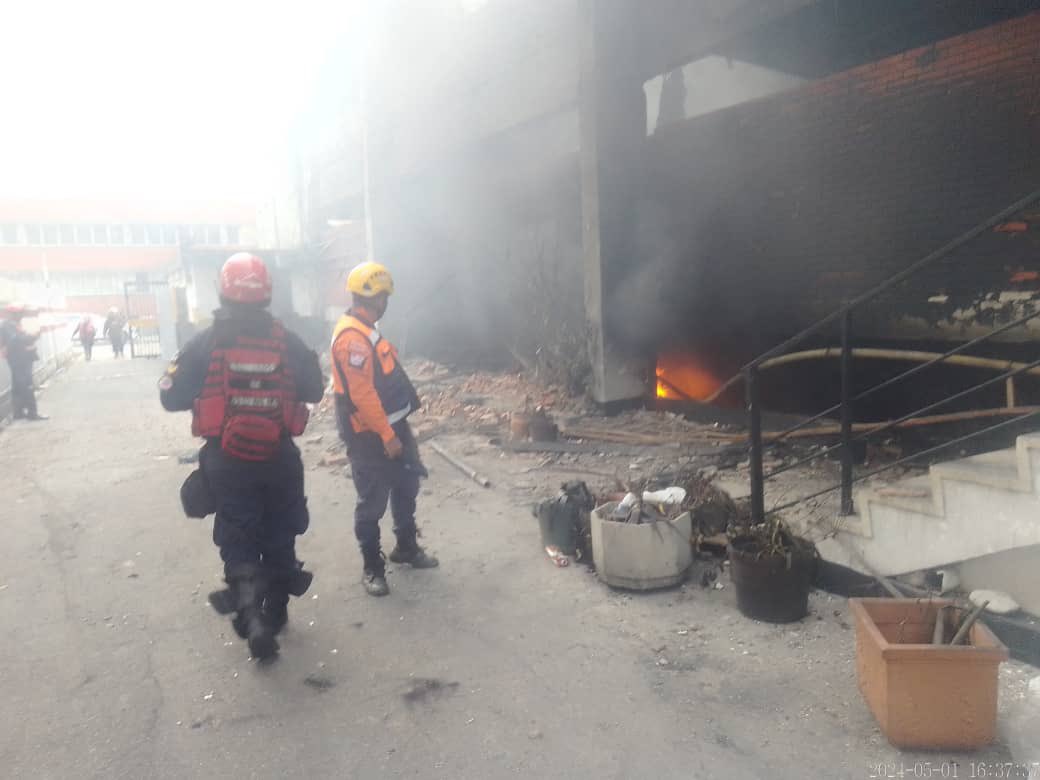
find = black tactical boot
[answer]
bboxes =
[362,550,389,597]
[226,563,278,660]
[389,535,439,569]
[260,561,312,635]
[263,588,289,635]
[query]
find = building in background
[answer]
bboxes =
[0,199,254,317]
[0,198,257,351]
[279,0,1040,403]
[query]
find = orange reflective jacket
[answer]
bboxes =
[330,313,417,444]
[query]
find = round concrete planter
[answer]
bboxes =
[591,503,692,590]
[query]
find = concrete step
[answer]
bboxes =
[860,474,937,517]
[832,432,1040,586]
[933,448,1029,492]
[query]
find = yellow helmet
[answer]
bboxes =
[346,261,395,297]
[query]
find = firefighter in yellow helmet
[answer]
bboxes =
[331,262,438,596]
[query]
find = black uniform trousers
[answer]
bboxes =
[348,421,421,556]
[201,438,310,574]
[7,359,37,418]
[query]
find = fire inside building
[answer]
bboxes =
[284,0,1040,417]
[261,0,1040,615]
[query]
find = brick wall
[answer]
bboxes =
[642,12,1040,360]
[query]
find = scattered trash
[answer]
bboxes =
[970,589,1020,615]
[177,452,200,465]
[937,568,961,594]
[319,453,349,468]
[510,411,531,441]
[700,568,719,588]
[533,481,595,561]
[202,692,214,701]
[528,408,558,442]
[305,434,325,445]
[545,546,569,567]
[608,487,685,525]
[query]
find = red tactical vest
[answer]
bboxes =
[192,321,309,461]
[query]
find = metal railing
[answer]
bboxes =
[742,188,1040,524]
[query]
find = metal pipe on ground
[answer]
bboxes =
[429,441,491,488]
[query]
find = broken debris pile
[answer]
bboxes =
[532,470,747,582]
[608,487,687,524]
[640,471,748,542]
[410,362,581,436]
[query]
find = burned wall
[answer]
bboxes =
[370,108,585,375]
[643,11,1040,365]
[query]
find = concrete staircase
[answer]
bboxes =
[819,432,1040,615]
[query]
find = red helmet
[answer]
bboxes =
[219,253,272,304]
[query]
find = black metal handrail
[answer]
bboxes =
[744,188,1040,525]
[764,307,1040,446]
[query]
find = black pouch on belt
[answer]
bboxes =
[180,468,217,518]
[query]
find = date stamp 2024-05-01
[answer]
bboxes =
[869,762,1039,779]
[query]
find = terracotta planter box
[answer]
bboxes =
[849,598,1009,750]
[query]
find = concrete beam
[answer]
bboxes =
[365,1,821,181]
[633,0,820,80]
[579,0,651,404]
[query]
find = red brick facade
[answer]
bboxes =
[645,12,1040,355]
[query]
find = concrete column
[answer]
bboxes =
[578,0,650,404]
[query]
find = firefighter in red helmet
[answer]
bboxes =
[158,253,324,660]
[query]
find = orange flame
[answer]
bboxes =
[656,352,722,401]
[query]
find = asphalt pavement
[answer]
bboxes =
[0,356,1028,779]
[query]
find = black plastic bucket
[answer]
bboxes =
[728,535,814,623]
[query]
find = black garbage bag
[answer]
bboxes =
[532,481,596,561]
